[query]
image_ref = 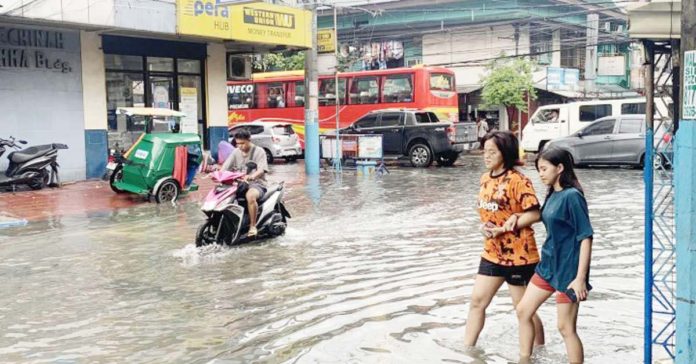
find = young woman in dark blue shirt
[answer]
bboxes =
[513,148,594,363]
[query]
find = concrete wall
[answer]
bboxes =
[0,23,86,181]
[0,0,176,34]
[423,24,531,88]
[0,0,115,27]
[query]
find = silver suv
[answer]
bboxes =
[229,121,303,163]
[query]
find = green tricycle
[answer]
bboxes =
[108,107,202,203]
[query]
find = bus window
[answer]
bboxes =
[382,74,413,103]
[580,104,612,122]
[227,84,255,109]
[350,77,379,104]
[292,82,305,107]
[319,78,346,106]
[267,83,286,108]
[429,73,454,91]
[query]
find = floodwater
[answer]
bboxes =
[0,155,662,363]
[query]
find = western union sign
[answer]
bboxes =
[177,0,312,48]
[243,8,295,28]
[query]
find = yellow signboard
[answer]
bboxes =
[177,0,312,48]
[177,0,234,39]
[317,28,335,53]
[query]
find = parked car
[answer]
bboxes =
[334,109,478,167]
[522,97,672,153]
[544,115,673,168]
[228,121,303,163]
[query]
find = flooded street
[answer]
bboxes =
[0,155,652,363]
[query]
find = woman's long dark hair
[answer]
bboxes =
[535,148,584,200]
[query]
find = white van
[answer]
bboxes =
[521,97,671,152]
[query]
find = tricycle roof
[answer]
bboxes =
[117,107,186,118]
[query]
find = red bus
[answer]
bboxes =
[227,66,458,145]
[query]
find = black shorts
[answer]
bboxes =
[478,258,537,286]
[249,182,266,200]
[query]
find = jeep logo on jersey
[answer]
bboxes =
[227,84,254,94]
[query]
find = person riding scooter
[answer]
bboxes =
[221,129,268,237]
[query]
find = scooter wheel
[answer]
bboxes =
[28,169,49,190]
[110,165,126,193]
[195,221,216,247]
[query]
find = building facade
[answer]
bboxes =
[0,0,310,181]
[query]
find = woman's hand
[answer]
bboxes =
[503,214,519,232]
[479,224,493,239]
[567,278,588,301]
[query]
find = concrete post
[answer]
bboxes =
[676,0,696,362]
[304,1,320,175]
[584,14,599,95]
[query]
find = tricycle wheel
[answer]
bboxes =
[155,178,180,203]
[109,164,125,193]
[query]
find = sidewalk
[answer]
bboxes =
[0,178,216,223]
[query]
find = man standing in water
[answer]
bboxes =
[221,129,269,237]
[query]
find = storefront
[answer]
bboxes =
[102,35,208,153]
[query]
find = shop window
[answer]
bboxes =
[106,72,145,131]
[349,77,379,104]
[147,57,174,72]
[177,59,201,74]
[579,104,612,122]
[266,83,286,108]
[382,74,413,103]
[228,84,256,109]
[105,54,143,71]
[319,78,346,106]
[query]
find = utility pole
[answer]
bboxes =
[676,0,696,363]
[304,0,320,175]
[584,13,599,95]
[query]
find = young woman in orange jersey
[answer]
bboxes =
[464,131,545,348]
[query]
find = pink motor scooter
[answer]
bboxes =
[195,170,290,246]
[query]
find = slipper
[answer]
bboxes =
[248,226,258,237]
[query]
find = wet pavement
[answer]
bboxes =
[0,155,662,363]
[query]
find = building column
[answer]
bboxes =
[205,42,229,158]
[552,28,561,67]
[81,31,109,179]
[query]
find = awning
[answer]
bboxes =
[456,85,482,94]
[627,0,681,40]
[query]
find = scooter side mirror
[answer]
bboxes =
[19,140,27,144]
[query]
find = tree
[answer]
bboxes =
[253,51,305,72]
[480,57,537,132]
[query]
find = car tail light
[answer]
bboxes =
[447,126,456,143]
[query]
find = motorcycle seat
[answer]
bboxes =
[258,184,282,204]
[9,144,54,163]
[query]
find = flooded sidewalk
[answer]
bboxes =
[0,156,660,363]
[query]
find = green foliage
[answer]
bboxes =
[254,51,305,72]
[480,57,538,113]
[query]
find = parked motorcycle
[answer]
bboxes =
[195,169,290,247]
[0,136,68,191]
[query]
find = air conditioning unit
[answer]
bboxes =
[227,55,252,80]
